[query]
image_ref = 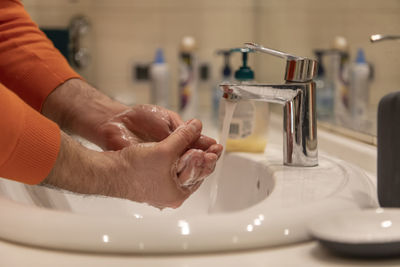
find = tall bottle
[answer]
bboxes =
[178,36,198,120]
[220,48,269,153]
[149,48,169,108]
[314,50,334,121]
[349,48,371,128]
[331,36,351,126]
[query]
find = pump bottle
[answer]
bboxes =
[219,48,269,153]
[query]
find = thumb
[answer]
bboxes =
[160,119,202,157]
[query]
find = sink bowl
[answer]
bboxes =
[0,144,377,253]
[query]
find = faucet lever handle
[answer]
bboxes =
[370,34,400,43]
[245,42,317,83]
[245,42,302,60]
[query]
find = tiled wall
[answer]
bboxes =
[22,0,400,127]
[23,0,256,110]
[254,0,400,109]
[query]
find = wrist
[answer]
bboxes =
[43,131,124,197]
[42,79,128,143]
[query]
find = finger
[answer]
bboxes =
[206,144,224,158]
[197,152,218,179]
[186,179,204,193]
[177,149,219,188]
[160,119,202,157]
[120,106,171,141]
[167,110,184,130]
[178,152,204,187]
[191,135,218,151]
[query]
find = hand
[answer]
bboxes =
[44,119,219,208]
[43,79,217,152]
[42,79,223,194]
[96,104,217,151]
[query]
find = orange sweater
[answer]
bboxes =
[0,0,80,184]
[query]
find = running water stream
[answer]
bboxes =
[208,99,237,212]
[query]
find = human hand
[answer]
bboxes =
[43,79,216,152]
[116,119,219,208]
[45,119,219,208]
[42,79,222,191]
[96,104,216,151]
[97,106,223,191]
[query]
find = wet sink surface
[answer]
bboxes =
[0,145,378,253]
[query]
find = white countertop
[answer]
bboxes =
[2,238,400,267]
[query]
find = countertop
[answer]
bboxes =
[2,238,400,267]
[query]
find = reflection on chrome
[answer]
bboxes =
[178,220,190,235]
[102,234,109,243]
[247,224,254,232]
[133,213,143,219]
[381,220,392,228]
[284,229,290,236]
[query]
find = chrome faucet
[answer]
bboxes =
[220,43,318,167]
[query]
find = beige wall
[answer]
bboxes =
[23,0,256,110]
[22,0,400,131]
[255,0,400,109]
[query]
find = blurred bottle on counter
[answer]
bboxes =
[314,50,334,121]
[212,49,232,125]
[178,36,198,120]
[219,48,269,153]
[150,48,170,108]
[348,48,372,130]
[331,36,351,126]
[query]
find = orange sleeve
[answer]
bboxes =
[0,0,81,111]
[0,83,60,185]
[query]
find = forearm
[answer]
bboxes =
[43,131,125,198]
[42,79,128,145]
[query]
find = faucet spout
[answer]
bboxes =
[221,82,318,167]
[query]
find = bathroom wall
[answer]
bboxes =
[254,0,400,118]
[22,0,400,135]
[23,0,256,111]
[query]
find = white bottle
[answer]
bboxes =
[178,36,198,120]
[150,48,169,108]
[349,48,370,124]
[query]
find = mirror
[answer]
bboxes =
[24,0,400,140]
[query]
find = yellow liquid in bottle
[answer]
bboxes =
[225,137,267,153]
[220,100,269,153]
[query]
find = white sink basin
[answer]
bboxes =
[0,144,378,253]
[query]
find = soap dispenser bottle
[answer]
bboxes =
[220,48,269,153]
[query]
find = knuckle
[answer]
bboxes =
[177,127,194,146]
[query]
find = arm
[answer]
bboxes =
[0,84,60,185]
[44,119,217,208]
[0,0,80,111]
[0,81,218,208]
